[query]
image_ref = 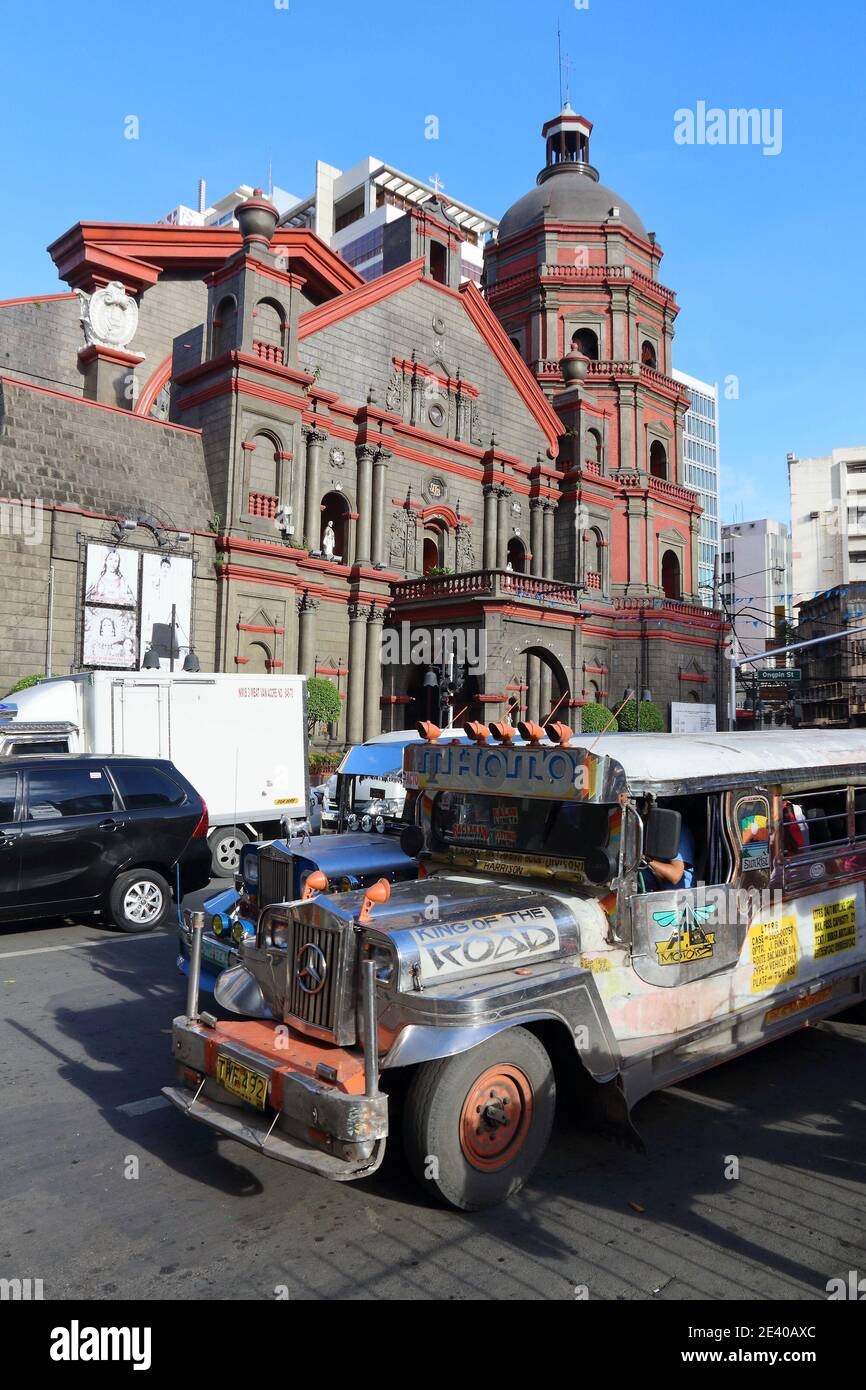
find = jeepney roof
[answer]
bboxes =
[569,730,866,794]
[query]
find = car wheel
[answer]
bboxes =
[109,869,172,934]
[209,827,249,877]
[402,1027,556,1211]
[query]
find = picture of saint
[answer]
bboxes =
[82,606,137,668]
[85,545,138,608]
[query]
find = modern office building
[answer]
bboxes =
[788,445,866,603]
[279,157,496,283]
[720,518,792,660]
[672,369,719,607]
[159,163,498,285]
[797,583,866,727]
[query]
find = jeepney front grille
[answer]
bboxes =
[272,911,357,1045]
[259,848,292,912]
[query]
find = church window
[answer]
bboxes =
[430,241,448,284]
[641,339,657,368]
[662,549,681,600]
[571,327,599,361]
[649,440,668,479]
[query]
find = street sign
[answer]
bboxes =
[754,668,801,684]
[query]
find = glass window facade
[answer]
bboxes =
[676,376,720,608]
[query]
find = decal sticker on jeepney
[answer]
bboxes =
[410,905,560,982]
[653,903,717,965]
[749,915,799,993]
[465,852,586,878]
[812,897,857,959]
[580,955,612,973]
[765,986,831,1025]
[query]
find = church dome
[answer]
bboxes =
[498,105,648,242]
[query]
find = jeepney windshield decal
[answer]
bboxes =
[431,791,618,868]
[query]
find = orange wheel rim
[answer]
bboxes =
[459,1063,534,1172]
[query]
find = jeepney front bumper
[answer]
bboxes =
[162,1016,388,1181]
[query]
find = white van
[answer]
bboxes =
[0,673,309,874]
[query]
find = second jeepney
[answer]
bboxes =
[164,723,866,1210]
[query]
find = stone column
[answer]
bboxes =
[345,512,359,567]
[290,450,305,546]
[363,607,385,741]
[371,449,390,567]
[355,445,376,566]
[496,486,512,569]
[689,513,700,598]
[527,654,541,723]
[297,592,319,675]
[346,603,368,744]
[542,501,557,577]
[302,428,327,548]
[529,498,544,578]
[482,485,497,570]
[539,663,553,724]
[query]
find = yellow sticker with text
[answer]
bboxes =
[812,897,857,960]
[750,915,799,993]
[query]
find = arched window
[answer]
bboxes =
[649,440,668,479]
[212,295,237,358]
[585,527,604,589]
[589,679,600,703]
[319,491,349,559]
[252,298,285,364]
[641,339,657,368]
[246,640,271,674]
[587,427,603,468]
[430,242,447,285]
[571,327,599,361]
[506,536,526,572]
[248,434,280,519]
[422,520,448,574]
[662,549,681,600]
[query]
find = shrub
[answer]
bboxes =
[3,674,41,698]
[579,702,618,734]
[617,698,664,732]
[309,750,344,775]
[307,676,342,735]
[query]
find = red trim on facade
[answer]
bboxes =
[237,623,286,635]
[0,292,78,308]
[298,257,426,339]
[316,665,349,677]
[135,352,173,417]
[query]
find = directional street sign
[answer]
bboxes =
[754,668,801,684]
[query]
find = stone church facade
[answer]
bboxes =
[0,106,726,740]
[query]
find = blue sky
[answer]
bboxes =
[1,0,864,524]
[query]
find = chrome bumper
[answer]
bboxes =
[163,1014,388,1181]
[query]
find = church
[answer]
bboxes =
[0,105,726,738]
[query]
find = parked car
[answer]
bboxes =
[0,755,211,932]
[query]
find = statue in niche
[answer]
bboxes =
[322,521,336,559]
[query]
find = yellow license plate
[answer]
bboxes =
[216,1055,268,1110]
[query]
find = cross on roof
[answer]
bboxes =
[561,53,574,107]
[429,173,445,196]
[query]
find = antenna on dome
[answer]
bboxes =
[557,22,563,110]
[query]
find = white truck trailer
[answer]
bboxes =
[0,673,309,874]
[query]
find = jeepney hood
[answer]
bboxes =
[240,877,607,1035]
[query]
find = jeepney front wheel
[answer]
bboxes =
[403,1028,555,1211]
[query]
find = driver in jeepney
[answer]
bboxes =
[638,807,697,892]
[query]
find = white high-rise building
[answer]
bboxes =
[672,369,720,607]
[280,157,497,283]
[788,445,866,604]
[720,518,792,660]
[159,162,497,286]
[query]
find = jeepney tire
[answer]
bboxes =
[209,827,249,877]
[108,868,172,933]
[402,1028,556,1211]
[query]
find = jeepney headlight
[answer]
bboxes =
[211,912,229,937]
[232,918,255,946]
[269,914,291,949]
[241,854,258,886]
[367,943,395,984]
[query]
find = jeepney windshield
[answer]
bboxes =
[431,791,618,867]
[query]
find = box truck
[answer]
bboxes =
[0,673,309,875]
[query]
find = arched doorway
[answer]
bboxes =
[422,520,448,575]
[319,491,349,559]
[506,536,526,572]
[520,644,570,724]
[571,327,599,361]
[649,440,668,479]
[661,549,681,600]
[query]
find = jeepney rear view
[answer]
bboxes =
[164,723,866,1210]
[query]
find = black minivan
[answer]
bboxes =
[0,755,211,932]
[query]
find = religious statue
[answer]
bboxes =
[322,521,337,559]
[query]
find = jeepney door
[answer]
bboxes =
[631,884,743,987]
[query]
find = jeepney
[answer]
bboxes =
[176,832,421,991]
[164,724,866,1211]
[330,728,468,833]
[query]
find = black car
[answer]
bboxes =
[0,755,211,932]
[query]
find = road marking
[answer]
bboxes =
[117,1095,170,1117]
[0,933,168,960]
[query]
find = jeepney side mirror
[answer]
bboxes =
[400,824,426,859]
[644,807,682,861]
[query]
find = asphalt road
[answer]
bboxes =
[1,883,865,1302]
